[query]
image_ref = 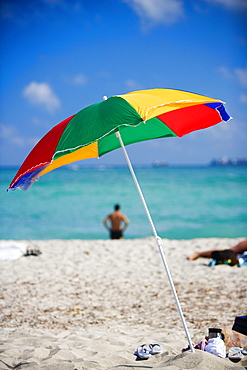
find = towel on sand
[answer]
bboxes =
[0,241,27,260]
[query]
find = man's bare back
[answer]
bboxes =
[103,204,129,239]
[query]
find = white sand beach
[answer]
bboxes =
[0,237,247,369]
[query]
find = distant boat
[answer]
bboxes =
[152,160,168,168]
[210,157,247,166]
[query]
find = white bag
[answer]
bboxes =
[205,337,226,358]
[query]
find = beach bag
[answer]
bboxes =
[205,337,226,358]
[210,249,238,266]
[232,316,247,336]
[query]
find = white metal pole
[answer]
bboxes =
[116,131,195,353]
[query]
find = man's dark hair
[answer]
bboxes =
[115,204,120,211]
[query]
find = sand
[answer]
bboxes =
[0,237,247,369]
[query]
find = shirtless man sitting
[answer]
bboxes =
[103,204,129,240]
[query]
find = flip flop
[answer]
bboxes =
[134,344,151,359]
[149,343,161,355]
[228,347,244,362]
[242,347,247,355]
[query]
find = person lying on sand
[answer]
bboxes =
[187,239,247,266]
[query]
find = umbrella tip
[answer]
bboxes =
[102,96,108,101]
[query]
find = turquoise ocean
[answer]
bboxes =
[1,165,247,240]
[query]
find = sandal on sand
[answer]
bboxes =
[242,347,247,355]
[134,344,151,359]
[24,246,42,256]
[149,343,161,355]
[228,347,244,362]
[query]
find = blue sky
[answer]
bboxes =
[0,0,247,166]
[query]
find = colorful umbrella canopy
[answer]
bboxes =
[8,88,230,191]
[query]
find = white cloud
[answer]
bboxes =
[123,0,184,29]
[99,71,111,79]
[31,117,52,128]
[0,124,39,147]
[125,79,143,90]
[71,73,87,85]
[240,94,247,103]
[218,65,247,87]
[235,67,247,87]
[23,82,61,113]
[63,73,87,86]
[0,124,16,141]
[218,66,233,80]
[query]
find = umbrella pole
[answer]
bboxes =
[116,131,195,353]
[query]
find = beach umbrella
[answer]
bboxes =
[8,88,231,352]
